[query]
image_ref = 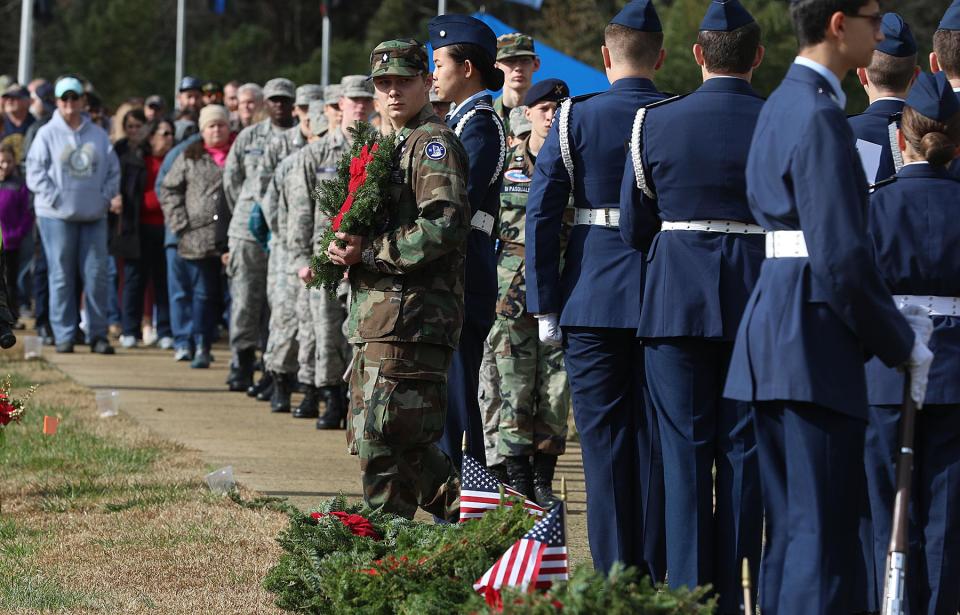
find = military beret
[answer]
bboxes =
[699,0,754,32]
[496,33,537,60]
[429,14,498,61]
[370,39,430,78]
[876,13,917,58]
[341,75,374,99]
[523,78,570,107]
[906,72,959,122]
[939,0,960,30]
[263,78,295,100]
[295,84,324,106]
[609,0,662,33]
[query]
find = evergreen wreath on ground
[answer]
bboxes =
[308,121,396,290]
[263,495,715,614]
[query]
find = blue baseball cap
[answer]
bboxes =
[178,76,203,92]
[609,0,662,32]
[939,0,960,30]
[523,78,570,107]
[54,77,84,98]
[876,13,917,58]
[906,72,959,122]
[700,0,754,32]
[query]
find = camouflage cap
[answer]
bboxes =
[509,106,531,137]
[307,100,329,137]
[295,84,324,106]
[429,89,451,103]
[496,33,536,60]
[370,39,429,78]
[340,75,374,99]
[263,77,295,99]
[324,84,343,105]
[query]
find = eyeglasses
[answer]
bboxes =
[59,93,80,102]
[845,12,883,31]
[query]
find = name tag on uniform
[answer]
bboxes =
[245,148,264,155]
[503,184,530,194]
[316,167,337,177]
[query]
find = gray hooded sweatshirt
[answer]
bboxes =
[25,111,120,222]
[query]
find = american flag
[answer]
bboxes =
[473,504,569,603]
[460,454,545,522]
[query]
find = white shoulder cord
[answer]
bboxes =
[631,107,656,199]
[557,98,575,190]
[455,108,506,186]
[888,120,904,173]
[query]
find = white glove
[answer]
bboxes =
[536,313,563,347]
[905,338,934,408]
[900,304,934,346]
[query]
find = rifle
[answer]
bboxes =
[881,379,917,615]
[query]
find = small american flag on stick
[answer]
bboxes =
[460,454,544,522]
[473,504,569,605]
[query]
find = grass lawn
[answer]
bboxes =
[0,351,288,613]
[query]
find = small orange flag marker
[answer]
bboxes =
[42,415,59,435]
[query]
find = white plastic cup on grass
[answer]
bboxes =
[95,390,120,418]
[22,335,42,360]
[205,466,236,495]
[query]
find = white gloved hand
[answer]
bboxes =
[536,313,563,347]
[900,304,934,346]
[905,338,934,408]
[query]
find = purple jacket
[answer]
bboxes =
[0,177,34,250]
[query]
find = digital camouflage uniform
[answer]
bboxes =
[286,126,351,389]
[223,104,292,353]
[491,137,571,458]
[346,39,470,520]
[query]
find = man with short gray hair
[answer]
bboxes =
[235,82,264,131]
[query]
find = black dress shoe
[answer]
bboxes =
[270,373,292,413]
[256,377,275,402]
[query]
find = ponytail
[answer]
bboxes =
[901,106,960,166]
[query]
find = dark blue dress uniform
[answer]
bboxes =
[429,14,507,472]
[863,74,960,615]
[619,5,763,609]
[941,1,960,178]
[848,13,917,183]
[525,0,666,577]
[723,59,915,615]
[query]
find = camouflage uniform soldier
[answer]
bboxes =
[287,77,373,427]
[491,79,572,509]
[259,85,324,411]
[325,40,468,520]
[222,77,296,392]
[493,33,540,137]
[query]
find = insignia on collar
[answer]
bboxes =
[425,141,447,161]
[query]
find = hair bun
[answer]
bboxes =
[920,131,958,166]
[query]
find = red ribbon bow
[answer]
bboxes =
[332,143,379,232]
[310,510,382,541]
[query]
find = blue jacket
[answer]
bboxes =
[724,64,914,417]
[525,77,664,329]
[865,164,960,406]
[448,93,503,325]
[848,98,904,184]
[620,77,765,340]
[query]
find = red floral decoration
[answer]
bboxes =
[311,510,382,541]
[331,143,380,232]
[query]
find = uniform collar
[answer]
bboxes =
[793,57,846,109]
[608,76,657,92]
[865,98,905,116]
[446,90,491,124]
[399,103,438,139]
[698,76,761,97]
[897,161,959,181]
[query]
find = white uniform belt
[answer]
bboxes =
[660,220,766,234]
[765,230,808,258]
[471,210,495,235]
[893,295,960,317]
[574,208,620,228]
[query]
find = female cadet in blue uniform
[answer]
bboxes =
[618,1,763,610]
[722,0,934,613]
[429,14,506,472]
[864,72,960,615]
[848,13,919,182]
[524,0,666,577]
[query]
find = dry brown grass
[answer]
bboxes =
[0,352,288,614]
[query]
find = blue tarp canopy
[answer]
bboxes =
[427,12,610,97]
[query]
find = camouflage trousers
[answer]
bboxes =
[489,314,570,457]
[227,237,268,352]
[302,287,350,388]
[263,243,299,375]
[348,341,460,521]
[295,283,316,385]
[479,339,504,467]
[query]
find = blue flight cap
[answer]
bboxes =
[609,0,662,32]
[523,78,570,107]
[938,0,960,30]
[905,72,960,122]
[700,0,755,32]
[876,13,917,57]
[429,14,498,61]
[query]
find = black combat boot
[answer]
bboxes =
[292,384,320,419]
[486,463,509,484]
[316,385,347,429]
[0,321,15,349]
[227,348,256,392]
[270,373,292,413]
[255,374,275,402]
[533,453,561,510]
[504,456,535,501]
[247,370,273,398]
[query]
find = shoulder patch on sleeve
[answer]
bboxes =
[424,140,447,161]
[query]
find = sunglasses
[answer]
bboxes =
[59,93,80,102]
